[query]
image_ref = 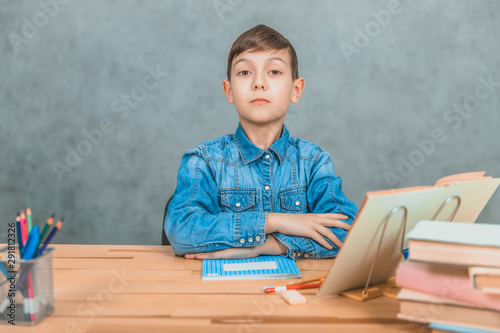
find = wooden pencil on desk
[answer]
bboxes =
[264,279,324,293]
[262,274,327,290]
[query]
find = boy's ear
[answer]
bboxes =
[223,80,234,104]
[291,77,305,104]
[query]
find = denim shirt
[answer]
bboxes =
[165,123,358,259]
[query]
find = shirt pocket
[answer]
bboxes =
[219,188,258,213]
[278,186,308,213]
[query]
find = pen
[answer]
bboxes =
[36,214,54,255]
[36,219,63,257]
[21,226,40,260]
[26,207,33,232]
[262,274,327,290]
[23,227,41,322]
[264,280,323,293]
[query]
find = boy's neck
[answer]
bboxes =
[240,120,284,151]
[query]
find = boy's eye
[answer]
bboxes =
[238,70,250,76]
[269,70,281,75]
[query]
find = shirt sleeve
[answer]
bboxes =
[165,148,267,256]
[273,149,358,259]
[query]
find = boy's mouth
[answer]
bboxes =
[251,98,270,105]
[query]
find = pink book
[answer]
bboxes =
[396,261,500,311]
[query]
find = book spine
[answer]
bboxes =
[396,262,500,311]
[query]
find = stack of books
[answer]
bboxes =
[396,220,500,333]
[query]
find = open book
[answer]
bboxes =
[361,171,498,224]
[318,171,500,297]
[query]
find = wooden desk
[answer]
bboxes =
[9,245,429,333]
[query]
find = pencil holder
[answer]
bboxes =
[0,245,55,326]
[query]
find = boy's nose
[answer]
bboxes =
[252,73,266,90]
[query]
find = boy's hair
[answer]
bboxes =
[227,24,299,81]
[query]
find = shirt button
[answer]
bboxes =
[265,154,270,159]
[291,252,296,257]
[239,238,245,244]
[255,236,261,242]
[304,253,310,258]
[295,200,301,206]
[248,237,254,243]
[264,185,270,191]
[235,202,241,207]
[297,252,302,257]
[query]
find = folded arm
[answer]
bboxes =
[271,150,358,259]
[165,149,268,256]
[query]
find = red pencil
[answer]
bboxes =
[20,210,28,245]
[264,281,323,293]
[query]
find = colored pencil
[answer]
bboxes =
[26,207,33,232]
[262,274,327,290]
[36,219,63,257]
[0,262,9,278]
[264,280,323,293]
[20,210,28,245]
[16,213,24,255]
[35,214,54,255]
[26,273,37,321]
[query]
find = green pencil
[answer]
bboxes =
[36,214,54,254]
[26,207,33,232]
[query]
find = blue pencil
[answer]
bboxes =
[0,262,9,278]
[36,219,63,257]
[16,213,24,256]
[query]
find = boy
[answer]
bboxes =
[165,24,358,260]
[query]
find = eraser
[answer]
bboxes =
[281,289,307,305]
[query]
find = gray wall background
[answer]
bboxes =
[1,0,499,245]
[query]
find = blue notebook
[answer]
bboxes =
[429,323,500,333]
[202,256,301,280]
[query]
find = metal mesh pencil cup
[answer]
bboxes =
[0,246,55,326]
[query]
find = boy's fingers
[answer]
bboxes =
[317,227,343,248]
[185,253,211,260]
[323,213,349,220]
[333,221,351,230]
[312,234,333,250]
[320,219,351,230]
[325,233,343,248]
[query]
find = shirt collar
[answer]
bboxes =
[235,123,289,165]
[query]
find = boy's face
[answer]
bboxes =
[223,49,304,128]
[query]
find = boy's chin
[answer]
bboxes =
[239,116,286,127]
[238,111,287,126]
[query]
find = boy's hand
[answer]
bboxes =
[266,213,350,250]
[184,248,257,260]
[184,236,287,260]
